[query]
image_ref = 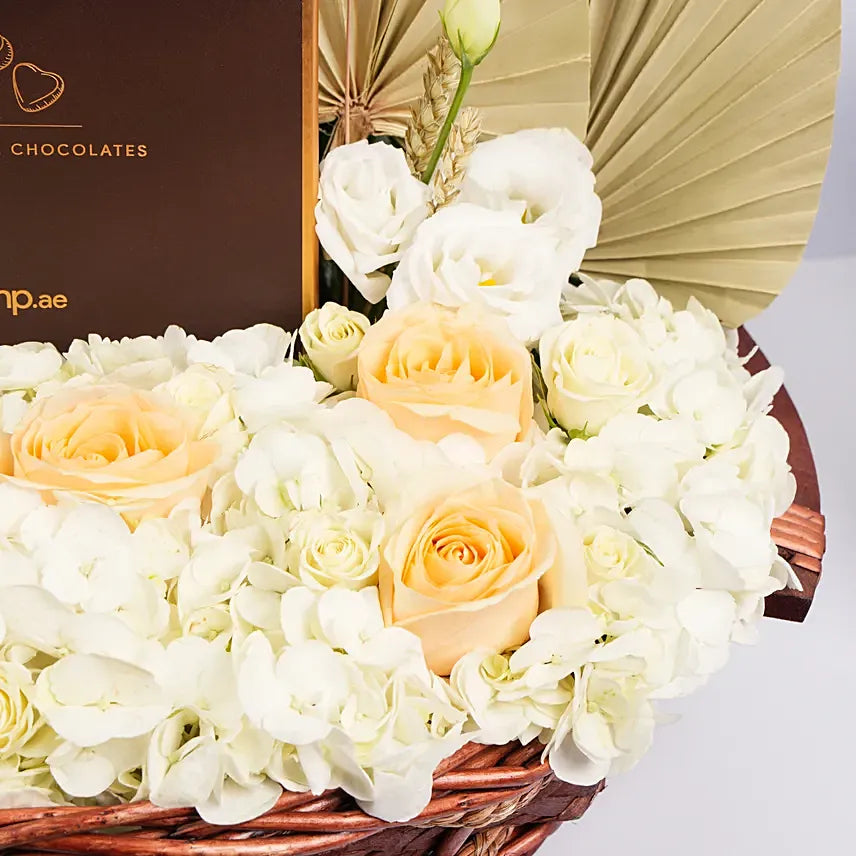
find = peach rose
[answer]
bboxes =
[379,475,560,676]
[356,303,533,458]
[3,385,219,527]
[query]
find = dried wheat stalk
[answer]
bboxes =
[431,107,483,210]
[405,37,459,177]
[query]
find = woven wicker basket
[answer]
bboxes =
[0,332,824,856]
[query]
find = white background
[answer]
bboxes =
[545,7,855,855]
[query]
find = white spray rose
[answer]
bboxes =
[285,510,382,591]
[387,204,566,343]
[299,303,370,391]
[540,314,656,434]
[461,129,602,272]
[315,141,431,303]
[0,342,63,392]
[0,661,41,760]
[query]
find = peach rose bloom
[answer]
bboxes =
[357,303,533,458]
[3,385,219,527]
[379,477,558,676]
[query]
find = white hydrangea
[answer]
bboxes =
[238,588,466,822]
[0,298,796,822]
[64,327,189,389]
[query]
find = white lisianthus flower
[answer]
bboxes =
[65,328,188,389]
[315,140,431,303]
[540,314,657,434]
[34,654,169,747]
[386,204,565,344]
[461,129,602,272]
[186,325,291,377]
[285,510,383,591]
[0,342,63,392]
[299,303,370,391]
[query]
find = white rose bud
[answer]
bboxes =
[285,510,382,591]
[299,303,370,391]
[539,314,656,435]
[442,0,502,66]
[315,141,431,303]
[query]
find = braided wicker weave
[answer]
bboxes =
[0,333,824,856]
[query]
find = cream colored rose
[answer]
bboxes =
[357,303,533,459]
[4,386,219,527]
[300,303,370,391]
[379,477,557,676]
[0,662,41,760]
[286,510,382,591]
[539,314,655,434]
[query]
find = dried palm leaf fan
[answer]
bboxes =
[318,0,591,145]
[580,0,842,326]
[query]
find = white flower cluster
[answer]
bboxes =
[0,130,796,823]
[316,128,602,344]
[455,277,796,783]
[0,328,463,822]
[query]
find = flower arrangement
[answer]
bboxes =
[0,0,798,831]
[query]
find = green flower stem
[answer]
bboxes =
[421,61,474,184]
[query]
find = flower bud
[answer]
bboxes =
[441,0,502,66]
[299,302,370,391]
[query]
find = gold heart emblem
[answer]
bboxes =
[0,34,12,72]
[13,62,65,113]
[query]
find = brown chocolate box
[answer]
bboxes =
[0,0,317,347]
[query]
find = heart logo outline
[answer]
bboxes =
[0,34,12,72]
[13,62,65,113]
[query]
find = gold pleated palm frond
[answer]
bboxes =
[581,0,842,326]
[318,0,591,145]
